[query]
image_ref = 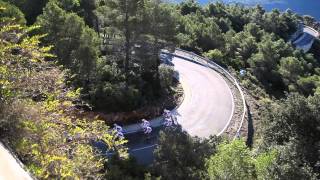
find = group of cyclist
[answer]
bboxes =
[113,109,178,140]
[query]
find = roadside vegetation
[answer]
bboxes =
[0,0,319,179]
[0,2,127,178]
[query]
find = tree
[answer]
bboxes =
[138,0,177,96]
[225,4,249,32]
[206,139,277,180]
[278,56,304,90]
[233,31,257,68]
[297,75,320,95]
[0,7,127,179]
[73,26,100,88]
[261,9,299,39]
[91,0,178,111]
[104,156,149,180]
[206,140,255,180]
[37,1,100,89]
[0,0,26,24]
[99,0,144,84]
[204,49,223,60]
[54,0,80,11]
[248,34,291,91]
[159,64,174,93]
[178,12,224,53]
[303,15,316,27]
[179,0,201,16]
[248,5,265,26]
[4,0,49,24]
[205,2,227,19]
[260,94,320,175]
[264,141,318,180]
[152,127,221,179]
[79,0,99,29]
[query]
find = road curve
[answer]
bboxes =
[171,56,234,138]
[127,53,235,164]
[292,26,319,52]
[0,52,236,176]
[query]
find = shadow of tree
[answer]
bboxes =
[246,103,254,148]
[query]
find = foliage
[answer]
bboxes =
[263,141,318,180]
[54,0,80,11]
[177,11,224,53]
[104,156,150,180]
[179,0,201,16]
[203,49,224,61]
[206,140,256,180]
[0,10,127,179]
[0,0,25,24]
[159,64,175,93]
[206,139,277,180]
[2,0,320,179]
[260,94,320,177]
[152,127,221,179]
[4,0,49,24]
[176,1,319,96]
[91,0,178,111]
[37,1,100,89]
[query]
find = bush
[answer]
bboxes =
[0,101,23,138]
[89,82,141,112]
[159,64,175,93]
[203,49,224,65]
[0,0,26,24]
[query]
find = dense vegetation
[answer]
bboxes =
[177,1,320,97]
[151,1,319,179]
[0,3,127,178]
[34,0,178,112]
[1,0,319,179]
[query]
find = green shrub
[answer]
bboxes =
[159,64,174,93]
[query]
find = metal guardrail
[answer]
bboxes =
[303,25,320,38]
[174,49,247,139]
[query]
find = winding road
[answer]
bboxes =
[171,54,234,137]
[0,51,236,178]
[127,51,235,164]
[292,25,319,52]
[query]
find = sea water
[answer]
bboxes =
[177,0,320,20]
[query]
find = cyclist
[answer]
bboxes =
[113,123,124,139]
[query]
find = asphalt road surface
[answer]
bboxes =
[171,55,234,137]
[127,53,234,164]
[0,143,32,180]
[293,26,319,52]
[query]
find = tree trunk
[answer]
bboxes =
[124,0,130,87]
[153,3,161,96]
[154,37,161,97]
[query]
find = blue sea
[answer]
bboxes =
[175,0,320,20]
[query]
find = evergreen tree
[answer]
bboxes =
[37,1,100,89]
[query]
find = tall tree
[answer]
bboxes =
[100,0,144,85]
[142,0,177,95]
[37,1,100,89]
[0,10,127,178]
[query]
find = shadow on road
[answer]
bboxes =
[246,103,254,148]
